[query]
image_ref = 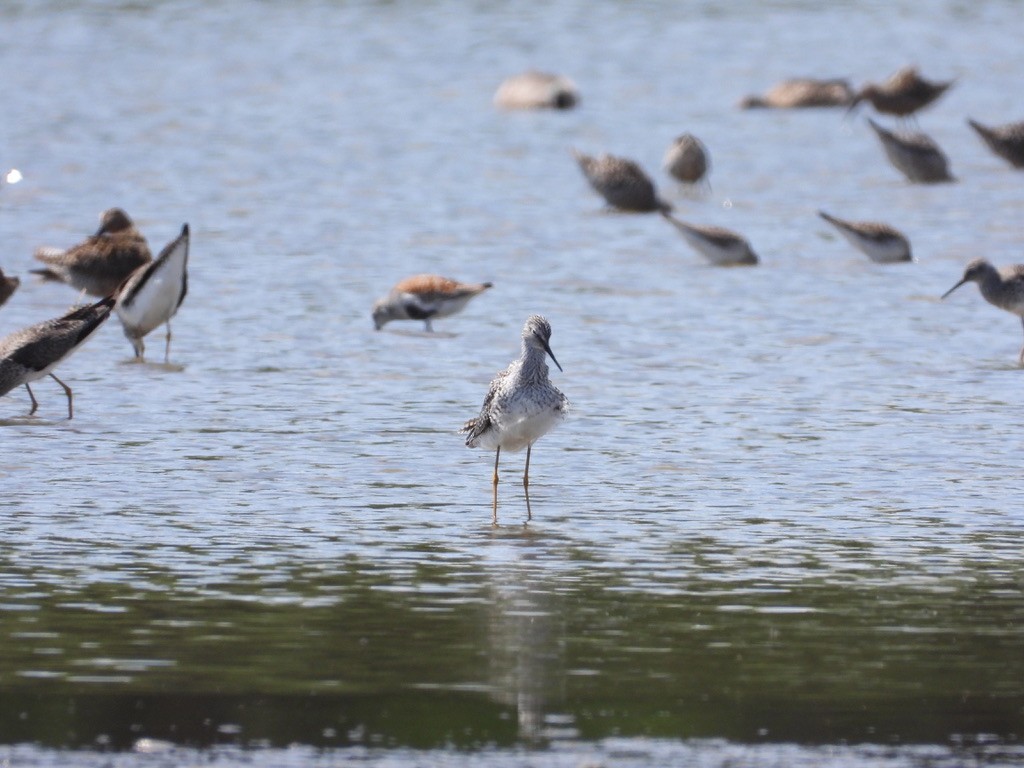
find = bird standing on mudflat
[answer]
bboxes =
[0,295,115,418]
[967,118,1024,169]
[942,259,1024,364]
[850,66,953,119]
[461,315,569,524]
[115,223,190,363]
[32,208,152,298]
[818,211,912,264]
[372,274,492,332]
[572,149,671,213]
[867,118,954,183]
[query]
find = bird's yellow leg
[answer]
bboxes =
[523,443,533,523]
[492,447,500,526]
[50,373,73,419]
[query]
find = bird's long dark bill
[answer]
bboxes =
[542,340,563,372]
[941,279,968,300]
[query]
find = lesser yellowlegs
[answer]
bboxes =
[661,212,759,266]
[740,77,853,109]
[850,66,953,119]
[494,71,578,110]
[461,315,569,524]
[0,268,19,308]
[818,211,912,263]
[0,295,115,418]
[572,149,671,213]
[373,274,493,332]
[867,118,954,183]
[967,118,1024,170]
[942,259,1024,363]
[662,134,710,188]
[115,223,189,363]
[32,208,152,298]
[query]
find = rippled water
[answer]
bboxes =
[1,1,1023,766]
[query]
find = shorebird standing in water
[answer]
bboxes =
[115,223,190,363]
[0,268,19,308]
[572,149,671,213]
[32,208,152,298]
[372,274,493,332]
[661,212,759,266]
[461,315,569,524]
[493,70,578,110]
[850,66,953,121]
[739,77,853,109]
[818,211,912,264]
[0,295,115,418]
[867,118,954,183]
[942,259,1024,364]
[662,133,710,190]
[967,118,1024,169]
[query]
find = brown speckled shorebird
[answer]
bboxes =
[867,118,954,183]
[572,149,671,213]
[967,118,1024,170]
[818,211,912,264]
[850,66,953,120]
[0,295,115,418]
[661,212,758,266]
[942,259,1024,364]
[662,134,710,188]
[373,274,493,332]
[740,78,853,109]
[493,70,578,110]
[0,268,19,308]
[32,208,152,298]
[461,315,569,524]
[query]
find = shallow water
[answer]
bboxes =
[1,1,1023,766]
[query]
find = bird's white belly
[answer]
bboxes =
[118,275,181,335]
[479,407,564,452]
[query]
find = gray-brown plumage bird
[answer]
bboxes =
[573,149,670,213]
[818,211,912,264]
[0,268,19,308]
[662,134,710,187]
[740,78,853,109]
[967,118,1024,169]
[661,212,759,266]
[0,295,114,418]
[850,66,953,119]
[942,259,1024,364]
[867,118,954,183]
[32,208,152,297]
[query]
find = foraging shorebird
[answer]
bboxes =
[661,212,759,266]
[662,134,710,187]
[0,295,115,418]
[818,211,912,264]
[572,149,671,213]
[461,315,569,524]
[372,274,493,332]
[850,66,953,120]
[942,259,1024,364]
[867,118,954,183]
[739,78,853,109]
[967,118,1024,169]
[0,268,19,308]
[493,70,578,110]
[32,208,152,297]
[115,223,189,363]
